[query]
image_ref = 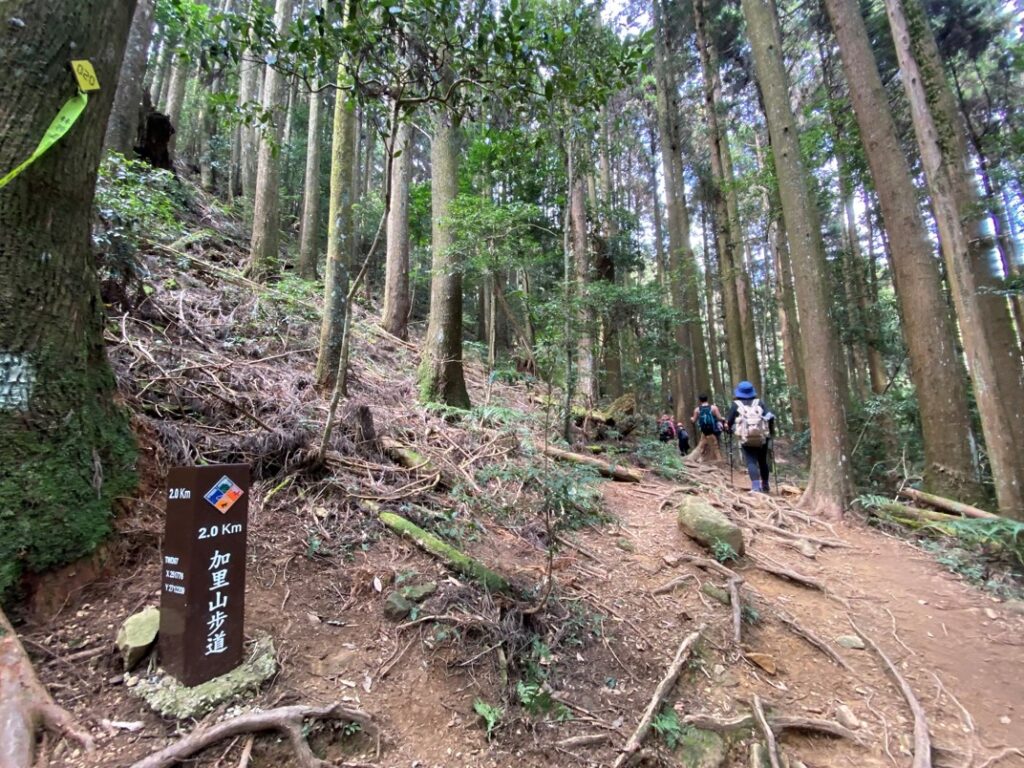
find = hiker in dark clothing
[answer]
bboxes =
[675,422,690,455]
[691,394,726,445]
[725,381,776,493]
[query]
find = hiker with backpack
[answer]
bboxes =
[657,414,676,443]
[725,381,776,493]
[691,394,726,445]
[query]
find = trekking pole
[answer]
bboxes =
[727,431,734,488]
[769,440,778,494]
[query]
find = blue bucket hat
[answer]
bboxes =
[734,380,757,399]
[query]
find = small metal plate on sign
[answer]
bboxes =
[204,475,244,514]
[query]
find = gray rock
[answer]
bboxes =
[677,727,727,767]
[133,636,276,718]
[399,582,437,603]
[836,704,861,730]
[835,634,866,650]
[701,583,732,606]
[115,606,160,670]
[384,591,415,620]
[676,498,745,556]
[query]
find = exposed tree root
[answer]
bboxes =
[776,612,853,672]
[682,711,862,744]
[0,607,95,768]
[751,694,782,768]
[673,556,743,643]
[849,618,931,768]
[128,703,377,768]
[750,521,850,549]
[612,625,704,768]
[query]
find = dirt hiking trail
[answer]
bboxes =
[26,451,1024,768]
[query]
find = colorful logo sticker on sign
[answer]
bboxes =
[203,475,244,514]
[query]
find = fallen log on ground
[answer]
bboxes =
[129,702,377,768]
[1,607,95,768]
[542,444,642,482]
[378,511,514,594]
[849,618,931,768]
[896,487,998,520]
[612,625,704,768]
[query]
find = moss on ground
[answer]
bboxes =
[379,511,512,594]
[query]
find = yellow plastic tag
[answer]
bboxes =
[70,60,100,92]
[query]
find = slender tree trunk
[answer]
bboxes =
[0,1,138,606]
[247,0,295,279]
[742,0,853,516]
[104,0,156,156]
[647,124,673,408]
[297,84,324,279]
[700,199,724,397]
[884,0,1024,514]
[599,107,624,399]
[238,1,264,198]
[572,167,599,405]
[654,0,706,418]
[381,119,412,338]
[148,32,170,108]
[164,58,189,151]
[314,59,358,386]
[418,106,471,407]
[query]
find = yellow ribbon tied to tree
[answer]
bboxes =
[0,60,100,190]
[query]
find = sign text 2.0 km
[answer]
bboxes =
[159,464,249,687]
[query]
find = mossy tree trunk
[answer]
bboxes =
[314,50,358,387]
[419,103,470,408]
[742,0,854,517]
[884,0,1024,516]
[0,0,139,600]
[823,0,983,503]
[247,0,295,280]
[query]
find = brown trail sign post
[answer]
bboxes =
[159,464,250,687]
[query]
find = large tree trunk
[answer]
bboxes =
[693,0,750,391]
[742,0,853,517]
[418,106,470,408]
[823,0,982,502]
[247,0,295,279]
[297,84,324,279]
[0,0,138,604]
[104,0,156,157]
[572,169,599,405]
[770,214,807,433]
[314,57,357,387]
[647,124,674,409]
[382,119,412,338]
[653,0,703,419]
[599,108,624,399]
[884,0,1024,516]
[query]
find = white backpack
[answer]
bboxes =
[735,399,767,448]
